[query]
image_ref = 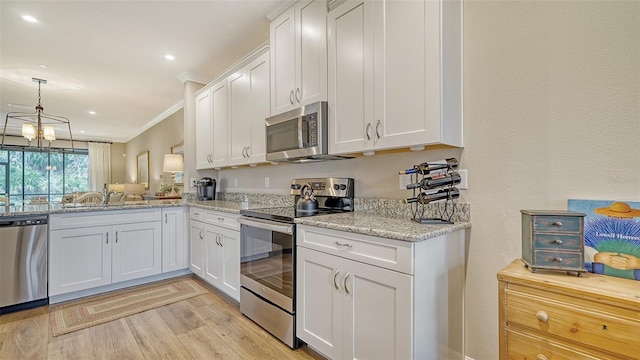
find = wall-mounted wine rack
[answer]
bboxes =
[401,158,461,224]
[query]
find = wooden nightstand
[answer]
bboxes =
[521,210,587,275]
[498,260,640,360]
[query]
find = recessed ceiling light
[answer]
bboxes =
[38,64,48,69]
[22,15,38,23]
[163,54,175,61]
[88,110,96,115]
[80,130,86,134]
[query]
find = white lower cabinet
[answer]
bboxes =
[189,208,240,301]
[297,246,412,359]
[162,207,187,273]
[296,225,467,360]
[49,209,163,296]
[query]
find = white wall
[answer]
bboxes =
[210,2,640,359]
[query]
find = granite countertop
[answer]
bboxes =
[295,211,471,242]
[0,200,185,217]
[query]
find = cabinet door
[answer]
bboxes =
[327,0,375,155]
[195,90,213,169]
[270,5,296,115]
[112,221,162,283]
[228,70,250,166]
[210,79,229,168]
[218,227,240,301]
[49,226,112,296]
[162,208,186,273]
[189,220,206,277]
[295,0,327,107]
[246,52,270,164]
[296,247,343,359]
[343,257,413,360]
[203,225,222,285]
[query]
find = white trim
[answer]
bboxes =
[122,100,184,143]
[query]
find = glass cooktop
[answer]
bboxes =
[240,206,349,223]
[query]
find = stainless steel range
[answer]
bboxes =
[238,177,354,348]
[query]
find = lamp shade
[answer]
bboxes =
[163,154,183,173]
[22,124,36,140]
[43,125,56,141]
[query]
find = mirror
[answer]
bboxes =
[137,150,149,189]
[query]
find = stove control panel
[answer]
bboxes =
[291,177,354,198]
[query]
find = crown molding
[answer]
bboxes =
[265,0,296,20]
[122,100,184,143]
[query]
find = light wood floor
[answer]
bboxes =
[0,277,325,360]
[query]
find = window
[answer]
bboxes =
[0,149,88,206]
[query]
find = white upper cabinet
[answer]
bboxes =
[328,0,463,156]
[228,51,270,166]
[195,79,228,170]
[270,0,327,115]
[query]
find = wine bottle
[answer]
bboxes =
[399,158,458,175]
[405,173,461,190]
[404,188,460,204]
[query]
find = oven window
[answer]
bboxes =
[241,225,293,298]
[266,118,300,153]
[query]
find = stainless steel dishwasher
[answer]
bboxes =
[0,215,48,314]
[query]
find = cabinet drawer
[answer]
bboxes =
[190,208,206,221]
[190,208,238,231]
[534,233,582,251]
[297,225,413,274]
[534,250,582,268]
[505,289,640,358]
[506,329,604,360]
[532,215,582,233]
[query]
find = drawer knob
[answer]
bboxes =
[553,221,563,226]
[536,354,548,360]
[553,257,563,263]
[536,310,549,322]
[553,239,563,245]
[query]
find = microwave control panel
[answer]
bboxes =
[302,113,318,147]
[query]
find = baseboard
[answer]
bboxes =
[49,269,192,304]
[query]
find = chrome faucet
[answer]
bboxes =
[101,184,116,205]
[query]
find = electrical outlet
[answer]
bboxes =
[399,174,413,190]
[190,178,197,187]
[264,177,270,188]
[458,169,468,190]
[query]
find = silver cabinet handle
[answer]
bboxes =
[106,232,109,244]
[553,257,563,263]
[365,123,372,140]
[116,231,118,243]
[375,120,381,139]
[333,269,340,290]
[245,146,250,158]
[536,311,549,322]
[335,241,352,248]
[289,90,294,105]
[165,213,167,223]
[218,217,224,221]
[344,272,350,294]
[199,230,203,240]
[295,88,301,103]
[215,235,220,246]
[193,212,200,216]
[553,239,563,245]
[219,236,223,247]
[242,147,246,158]
[553,221,563,226]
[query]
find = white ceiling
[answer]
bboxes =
[0,0,284,143]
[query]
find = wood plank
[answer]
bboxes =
[47,330,97,360]
[177,325,244,359]
[156,300,206,335]
[89,318,145,360]
[0,313,48,360]
[125,309,192,360]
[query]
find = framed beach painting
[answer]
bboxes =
[137,151,149,190]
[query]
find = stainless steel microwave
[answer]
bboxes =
[265,101,350,162]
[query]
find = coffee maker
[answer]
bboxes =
[196,177,216,200]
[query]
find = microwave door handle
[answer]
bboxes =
[298,117,304,148]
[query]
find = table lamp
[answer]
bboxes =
[162,154,183,197]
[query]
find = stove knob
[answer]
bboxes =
[291,184,301,190]
[340,184,347,190]
[334,184,340,190]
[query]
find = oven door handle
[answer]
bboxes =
[238,217,293,235]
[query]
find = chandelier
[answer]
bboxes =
[1,78,75,151]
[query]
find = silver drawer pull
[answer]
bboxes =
[553,257,563,263]
[536,354,548,360]
[335,241,353,248]
[552,221,563,226]
[535,310,549,323]
[553,239,563,245]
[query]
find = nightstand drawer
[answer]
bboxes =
[506,329,602,360]
[532,215,582,233]
[505,289,640,358]
[534,234,582,250]
[534,251,582,268]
